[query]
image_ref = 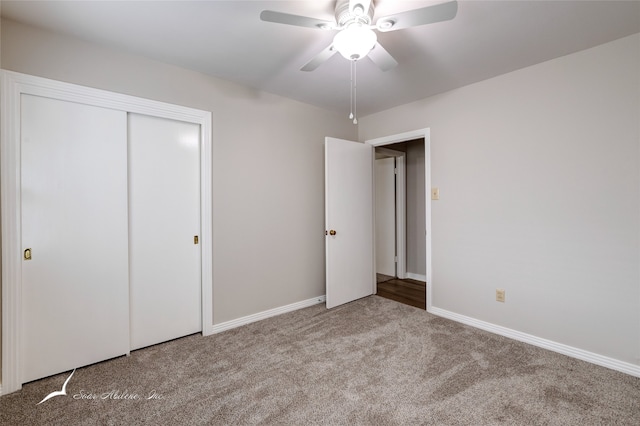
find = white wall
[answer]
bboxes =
[0,19,357,329]
[359,34,640,366]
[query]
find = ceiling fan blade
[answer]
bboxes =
[349,0,372,17]
[376,0,458,32]
[301,44,337,72]
[368,42,398,72]
[260,10,336,30]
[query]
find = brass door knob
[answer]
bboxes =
[329,230,337,236]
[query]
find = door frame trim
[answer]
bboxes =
[1,70,214,394]
[366,128,432,309]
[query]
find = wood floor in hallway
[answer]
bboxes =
[376,276,426,310]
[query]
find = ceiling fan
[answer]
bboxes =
[260,0,458,72]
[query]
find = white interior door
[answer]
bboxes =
[375,157,396,277]
[21,94,130,383]
[325,137,374,309]
[128,113,201,350]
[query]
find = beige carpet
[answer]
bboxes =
[1,296,638,425]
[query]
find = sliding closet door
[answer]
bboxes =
[21,94,130,383]
[128,113,201,350]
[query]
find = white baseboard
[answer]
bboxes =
[209,295,326,335]
[406,272,427,282]
[428,306,640,378]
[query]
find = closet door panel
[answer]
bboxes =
[128,113,201,350]
[21,94,130,383]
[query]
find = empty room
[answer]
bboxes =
[0,1,639,424]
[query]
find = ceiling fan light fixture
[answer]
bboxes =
[333,26,377,60]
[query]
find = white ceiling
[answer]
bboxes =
[2,1,639,117]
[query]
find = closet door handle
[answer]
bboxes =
[24,248,32,260]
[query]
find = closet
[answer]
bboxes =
[1,71,212,390]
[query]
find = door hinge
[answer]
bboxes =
[394,256,398,262]
[394,168,397,174]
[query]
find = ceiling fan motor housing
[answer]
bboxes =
[335,0,375,27]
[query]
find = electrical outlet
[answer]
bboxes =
[496,289,505,303]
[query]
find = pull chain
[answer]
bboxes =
[349,60,358,125]
[353,60,358,125]
[349,60,354,121]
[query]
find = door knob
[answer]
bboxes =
[24,248,32,260]
[329,230,337,236]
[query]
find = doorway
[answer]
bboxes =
[368,130,431,311]
[374,147,405,282]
